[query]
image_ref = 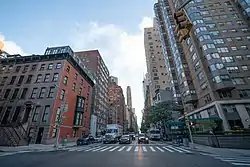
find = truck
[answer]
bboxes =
[103,124,123,143]
[148,128,161,141]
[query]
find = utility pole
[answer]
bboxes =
[54,84,68,149]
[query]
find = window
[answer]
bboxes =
[226,38,232,42]
[23,65,29,72]
[201,82,208,90]
[66,66,70,72]
[0,77,7,85]
[242,66,248,71]
[15,66,21,72]
[210,31,219,36]
[231,78,245,85]
[17,75,25,84]
[197,72,205,81]
[241,46,248,50]
[39,87,46,98]
[52,73,59,82]
[63,76,68,85]
[11,88,19,99]
[235,37,242,41]
[213,39,224,44]
[32,106,41,122]
[9,76,16,85]
[222,56,234,63]
[236,56,243,60]
[203,44,215,50]
[7,65,13,72]
[30,88,38,98]
[194,61,200,71]
[79,87,82,95]
[74,73,78,80]
[207,23,216,28]
[217,47,229,53]
[40,64,45,70]
[0,66,6,73]
[60,89,65,100]
[231,46,237,51]
[4,89,11,99]
[36,74,42,83]
[77,97,85,108]
[191,53,197,61]
[56,63,62,69]
[44,74,50,82]
[227,66,239,73]
[31,64,37,71]
[20,88,28,99]
[48,87,55,98]
[47,63,53,70]
[42,105,50,122]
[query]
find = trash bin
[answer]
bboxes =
[183,138,189,147]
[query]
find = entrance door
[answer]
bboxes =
[35,127,44,144]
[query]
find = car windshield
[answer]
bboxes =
[106,129,118,133]
[121,135,129,138]
[139,133,145,137]
[150,130,160,134]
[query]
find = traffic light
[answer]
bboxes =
[174,10,192,42]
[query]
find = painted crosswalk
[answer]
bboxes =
[200,153,250,166]
[66,145,192,153]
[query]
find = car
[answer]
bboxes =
[119,135,132,144]
[76,135,95,146]
[129,133,136,140]
[138,133,149,144]
[103,134,118,144]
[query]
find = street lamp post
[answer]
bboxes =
[54,84,68,149]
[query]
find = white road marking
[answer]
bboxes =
[162,146,174,152]
[126,146,132,152]
[166,146,183,153]
[109,146,120,152]
[149,146,156,152]
[142,146,147,152]
[84,146,102,152]
[118,146,126,151]
[135,146,139,152]
[156,146,164,152]
[231,163,250,166]
[176,147,192,153]
[99,146,113,152]
[91,146,107,152]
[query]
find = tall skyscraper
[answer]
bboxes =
[144,19,171,104]
[75,50,110,133]
[126,86,132,108]
[155,0,250,131]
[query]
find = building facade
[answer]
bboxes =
[144,19,171,104]
[0,46,94,145]
[75,50,109,134]
[155,0,250,130]
[107,79,126,127]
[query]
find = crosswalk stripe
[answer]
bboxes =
[92,146,107,152]
[142,146,147,152]
[126,146,132,152]
[118,146,125,151]
[84,146,102,152]
[175,147,191,153]
[231,163,250,166]
[149,146,156,152]
[162,146,174,152]
[109,146,120,152]
[166,146,183,153]
[156,146,164,152]
[135,146,139,152]
[99,146,113,152]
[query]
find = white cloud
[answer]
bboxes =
[70,17,153,125]
[0,33,25,55]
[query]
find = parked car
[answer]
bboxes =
[76,135,95,146]
[94,137,103,143]
[138,133,149,144]
[119,135,132,144]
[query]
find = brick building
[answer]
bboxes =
[0,46,94,145]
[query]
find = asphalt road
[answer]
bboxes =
[0,141,238,167]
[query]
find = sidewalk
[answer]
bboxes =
[0,142,76,152]
[187,143,250,157]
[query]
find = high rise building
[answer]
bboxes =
[142,73,152,104]
[75,50,110,133]
[109,76,118,85]
[0,46,94,145]
[126,86,132,108]
[155,0,250,130]
[107,80,126,127]
[144,19,171,104]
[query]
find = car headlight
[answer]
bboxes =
[146,138,149,140]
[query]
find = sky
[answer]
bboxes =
[0,0,155,125]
